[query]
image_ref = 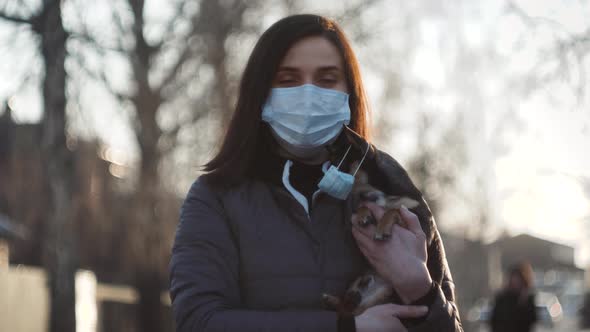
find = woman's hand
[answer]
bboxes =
[352,204,432,303]
[355,302,428,332]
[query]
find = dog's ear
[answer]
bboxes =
[357,170,369,184]
[386,196,420,209]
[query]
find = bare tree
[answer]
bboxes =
[406,111,469,219]
[505,0,590,105]
[0,1,77,332]
[66,0,263,330]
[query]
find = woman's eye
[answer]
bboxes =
[274,76,299,86]
[317,77,338,86]
[279,79,296,84]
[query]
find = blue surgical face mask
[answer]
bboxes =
[318,143,370,200]
[261,84,351,158]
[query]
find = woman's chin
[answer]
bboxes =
[276,145,330,165]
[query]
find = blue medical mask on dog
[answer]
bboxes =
[318,143,370,200]
[261,84,350,158]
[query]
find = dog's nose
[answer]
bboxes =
[344,290,361,308]
[360,191,378,202]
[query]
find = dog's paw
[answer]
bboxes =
[373,232,390,241]
[322,293,341,305]
[359,214,376,226]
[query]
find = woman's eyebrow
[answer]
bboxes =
[276,66,342,73]
[317,66,342,73]
[276,66,300,73]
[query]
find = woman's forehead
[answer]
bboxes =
[278,36,344,71]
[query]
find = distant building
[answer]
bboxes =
[441,232,491,305]
[0,104,178,330]
[489,234,584,287]
[441,231,587,323]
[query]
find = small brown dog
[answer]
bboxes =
[322,162,419,315]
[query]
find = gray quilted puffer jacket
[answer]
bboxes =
[169,129,463,332]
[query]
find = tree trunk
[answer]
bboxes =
[136,269,165,332]
[36,1,77,332]
[130,50,166,332]
[124,1,170,329]
[132,141,166,332]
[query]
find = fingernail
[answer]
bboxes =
[418,306,428,313]
[400,204,408,211]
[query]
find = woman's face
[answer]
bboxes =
[272,36,348,93]
[509,273,525,290]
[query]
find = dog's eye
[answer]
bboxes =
[358,275,374,289]
[360,191,381,202]
[358,279,368,288]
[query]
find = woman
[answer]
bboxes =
[169,14,463,332]
[490,262,537,332]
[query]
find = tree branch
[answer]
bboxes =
[505,1,570,33]
[66,0,129,54]
[65,3,132,103]
[70,30,127,54]
[505,1,590,103]
[159,61,204,102]
[150,0,190,52]
[0,10,32,25]
[110,2,131,53]
[69,50,131,103]
[156,44,196,95]
[160,101,208,155]
[15,0,35,15]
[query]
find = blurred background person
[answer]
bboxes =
[489,261,537,332]
[581,290,590,329]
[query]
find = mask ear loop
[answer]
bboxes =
[351,142,370,176]
[335,145,352,170]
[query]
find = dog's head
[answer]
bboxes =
[350,160,420,211]
[350,160,386,208]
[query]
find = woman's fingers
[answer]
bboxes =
[352,227,378,263]
[390,224,409,242]
[356,242,376,265]
[351,216,376,238]
[399,205,424,237]
[387,303,429,318]
[355,203,421,238]
[352,226,375,249]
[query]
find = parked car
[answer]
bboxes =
[467,297,491,324]
[535,292,563,327]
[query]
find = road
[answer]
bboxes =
[475,316,590,332]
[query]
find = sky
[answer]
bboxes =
[482,0,590,267]
[0,0,589,267]
[403,0,590,267]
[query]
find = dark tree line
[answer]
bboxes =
[1,1,76,331]
[1,1,384,330]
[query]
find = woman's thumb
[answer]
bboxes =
[388,303,429,318]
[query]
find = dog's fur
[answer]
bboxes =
[322,161,419,316]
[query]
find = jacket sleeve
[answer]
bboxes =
[169,179,339,332]
[370,149,464,332]
[407,229,464,332]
